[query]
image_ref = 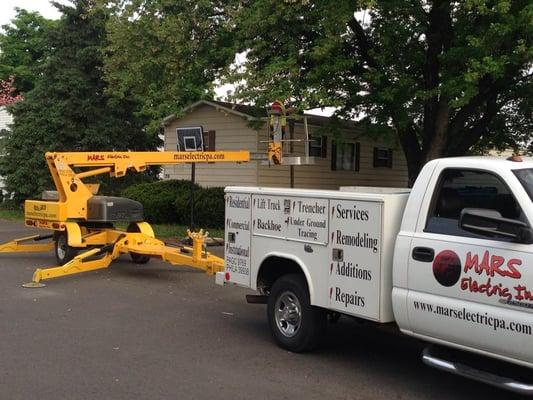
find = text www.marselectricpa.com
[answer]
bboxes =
[413,301,532,335]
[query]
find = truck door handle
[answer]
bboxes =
[412,247,435,262]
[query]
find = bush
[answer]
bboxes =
[175,186,225,229]
[122,180,199,224]
[122,180,225,228]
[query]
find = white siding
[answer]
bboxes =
[162,102,409,190]
[257,121,408,189]
[163,104,259,187]
[0,107,13,194]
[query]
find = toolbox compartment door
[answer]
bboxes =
[224,193,252,287]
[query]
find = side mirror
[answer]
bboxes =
[460,208,533,244]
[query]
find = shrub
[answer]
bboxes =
[122,180,199,224]
[173,185,225,229]
[122,180,225,228]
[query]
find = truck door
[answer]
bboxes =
[407,168,533,364]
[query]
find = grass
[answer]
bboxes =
[0,207,23,221]
[0,206,224,239]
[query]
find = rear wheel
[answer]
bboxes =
[267,273,326,352]
[54,231,78,265]
[127,223,151,264]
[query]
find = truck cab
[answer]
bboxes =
[393,156,533,369]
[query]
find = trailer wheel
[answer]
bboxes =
[267,273,326,352]
[126,223,151,264]
[55,231,78,265]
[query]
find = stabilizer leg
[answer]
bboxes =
[23,247,115,288]
[0,234,55,253]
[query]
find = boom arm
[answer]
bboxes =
[28,151,249,222]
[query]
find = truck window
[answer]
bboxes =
[514,168,533,202]
[425,169,525,239]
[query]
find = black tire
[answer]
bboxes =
[127,223,151,264]
[267,273,326,352]
[54,231,78,265]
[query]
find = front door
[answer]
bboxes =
[407,168,533,365]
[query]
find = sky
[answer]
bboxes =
[0,0,66,27]
[0,0,333,116]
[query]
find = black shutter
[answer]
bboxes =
[208,130,216,151]
[321,136,327,158]
[331,141,337,171]
[387,148,393,168]
[373,147,378,167]
[355,142,360,172]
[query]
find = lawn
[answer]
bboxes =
[0,207,224,239]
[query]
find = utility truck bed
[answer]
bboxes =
[223,186,409,322]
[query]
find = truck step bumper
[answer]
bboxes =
[422,346,533,396]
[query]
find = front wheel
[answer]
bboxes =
[55,231,78,265]
[267,273,326,352]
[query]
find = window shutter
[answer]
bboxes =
[355,142,360,172]
[387,148,393,168]
[331,141,337,171]
[207,130,216,151]
[373,147,378,167]
[321,136,327,158]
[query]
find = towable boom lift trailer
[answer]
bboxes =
[0,150,249,287]
[0,101,316,286]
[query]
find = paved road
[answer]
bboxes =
[0,220,526,400]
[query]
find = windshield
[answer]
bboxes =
[514,168,533,202]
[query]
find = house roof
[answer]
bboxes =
[162,99,364,132]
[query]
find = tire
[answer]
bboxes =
[55,231,78,265]
[267,273,326,352]
[127,223,151,264]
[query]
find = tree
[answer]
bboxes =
[0,0,156,202]
[102,0,238,133]
[0,9,56,93]
[228,0,532,184]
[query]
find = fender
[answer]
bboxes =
[256,251,316,304]
[64,222,83,247]
[129,221,155,238]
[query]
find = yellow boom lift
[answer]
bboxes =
[0,150,249,287]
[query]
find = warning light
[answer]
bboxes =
[507,154,523,162]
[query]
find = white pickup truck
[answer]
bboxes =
[216,156,533,394]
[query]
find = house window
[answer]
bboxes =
[331,142,360,171]
[308,135,327,158]
[373,147,393,168]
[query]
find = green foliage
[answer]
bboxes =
[122,179,197,224]
[174,186,225,229]
[227,0,533,181]
[122,179,225,228]
[102,0,238,133]
[0,0,157,202]
[0,9,57,93]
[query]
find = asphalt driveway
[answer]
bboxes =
[0,219,524,400]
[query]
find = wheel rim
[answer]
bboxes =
[57,234,67,260]
[274,291,302,338]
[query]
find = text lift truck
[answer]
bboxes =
[0,150,249,287]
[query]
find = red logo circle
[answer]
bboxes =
[432,250,461,287]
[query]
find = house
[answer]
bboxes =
[162,100,408,189]
[0,106,13,196]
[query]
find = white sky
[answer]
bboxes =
[0,0,332,116]
[0,0,67,27]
